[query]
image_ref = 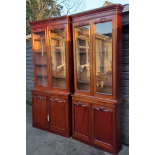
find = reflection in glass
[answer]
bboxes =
[75,25,90,91]
[50,29,66,89]
[95,22,112,94]
[33,31,47,87]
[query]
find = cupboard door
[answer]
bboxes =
[32,28,49,89]
[49,97,66,133]
[72,100,91,142]
[92,104,114,149]
[32,95,48,128]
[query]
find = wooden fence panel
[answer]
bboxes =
[121,12,129,145]
[26,41,34,105]
[122,49,129,57]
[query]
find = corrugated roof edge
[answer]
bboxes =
[123,4,129,13]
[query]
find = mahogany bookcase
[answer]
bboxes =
[29,15,73,138]
[71,4,124,155]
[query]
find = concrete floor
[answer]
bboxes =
[26,104,129,155]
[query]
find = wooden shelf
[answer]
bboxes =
[96,50,109,53]
[76,35,89,40]
[79,46,89,49]
[96,78,105,81]
[34,38,45,41]
[52,75,66,79]
[34,52,46,54]
[96,82,112,86]
[55,47,65,49]
[96,65,112,67]
[95,35,112,42]
[77,51,87,53]
[77,80,90,84]
[51,50,65,53]
[35,64,47,66]
[36,75,47,78]
[34,49,46,53]
[51,36,65,40]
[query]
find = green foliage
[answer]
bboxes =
[26,0,63,35]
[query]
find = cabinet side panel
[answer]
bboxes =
[66,99,72,136]
[67,21,74,92]
[116,104,122,149]
[94,109,113,145]
[116,15,123,99]
[74,105,89,136]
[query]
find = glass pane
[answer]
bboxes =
[95,22,112,94]
[50,29,66,89]
[33,31,48,87]
[75,25,90,91]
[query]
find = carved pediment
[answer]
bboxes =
[74,22,89,28]
[94,18,113,24]
[50,25,65,31]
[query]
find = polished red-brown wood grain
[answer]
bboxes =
[30,16,73,93]
[116,104,122,149]
[94,108,113,145]
[92,104,114,150]
[30,16,73,138]
[71,4,124,100]
[72,20,93,97]
[30,4,124,154]
[31,27,50,91]
[72,95,122,155]
[32,90,72,137]
[75,105,88,136]
[71,4,124,155]
[32,95,48,128]
[116,15,123,100]
[50,100,66,132]
[72,100,92,142]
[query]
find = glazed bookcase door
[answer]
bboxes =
[48,25,68,91]
[93,18,115,99]
[32,27,49,89]
[73,20,92,95]
[72,100,91,142]
[32,94,48,129]
[92,103,115,150]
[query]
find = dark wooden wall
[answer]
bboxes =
[26,11,129,145]
[122,11,129,145]
[26,41,34,105]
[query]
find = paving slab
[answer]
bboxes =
[26,104,129,155]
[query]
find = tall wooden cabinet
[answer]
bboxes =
[71,4,124,155]
[29,16,73,137]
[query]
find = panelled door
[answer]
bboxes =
[92,103,115,150]
[32,94,48,129]
[72,100,91,142]
[49,97,66,133]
